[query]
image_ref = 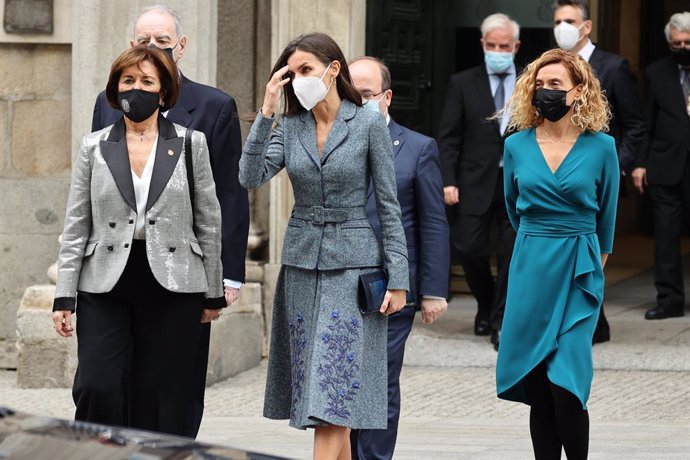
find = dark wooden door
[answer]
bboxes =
[366,0,451,136]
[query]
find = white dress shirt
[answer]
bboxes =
[578,39,596,62]
[131,138,158,240]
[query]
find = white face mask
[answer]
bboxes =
[292,62,333,110]
[554,22,584,51]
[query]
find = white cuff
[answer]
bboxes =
[223,279,242,289]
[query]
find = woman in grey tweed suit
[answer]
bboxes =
[51,46,225,436]
[240,33,408,458]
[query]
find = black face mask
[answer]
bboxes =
[148,42,176,61]
[117,89,161,122]
[670,47,690,67]
[532,88,574,122]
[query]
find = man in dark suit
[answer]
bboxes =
[438,13,520,350]
[348,56,449,460]
[90,5,249,437]
[632,12,690,320]
[553,0,647,342]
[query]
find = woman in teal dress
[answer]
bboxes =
[496,49,618,459]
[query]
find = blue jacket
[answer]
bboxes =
[366,118,449,300]
[239,101,409,291]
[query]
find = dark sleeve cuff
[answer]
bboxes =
[204,296,227,309]
[53,297,76,312]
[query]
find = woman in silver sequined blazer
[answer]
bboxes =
[51,46,224,436]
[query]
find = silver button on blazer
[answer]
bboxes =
[54,116,224,310]
[239,100,409,290]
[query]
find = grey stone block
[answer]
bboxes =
[206,311,263,386]
[12,99,71,177]
[0,233,62,340]
[16,305,76,388]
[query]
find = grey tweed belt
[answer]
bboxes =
[292,206,367,224]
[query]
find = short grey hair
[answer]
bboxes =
[665,11,690,42]
[134,4,183,39]
[480,13,520,42]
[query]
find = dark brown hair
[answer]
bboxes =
[105,45,179,110]
[272,32,362,116]
[554,0,589,21]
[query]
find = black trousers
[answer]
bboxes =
[73,240,204,437]
[350,304,416,460]
[451,169,516,330]
[188,321,211,438]
[649,157,690,310]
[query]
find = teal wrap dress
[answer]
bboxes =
[496,128,619,409]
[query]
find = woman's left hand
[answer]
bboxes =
[380,289,407,316]
[52,310,73,337]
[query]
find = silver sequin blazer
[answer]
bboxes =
[53,116,224,310]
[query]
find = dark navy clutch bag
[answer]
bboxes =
[358,269,416,315]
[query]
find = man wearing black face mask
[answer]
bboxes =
[90,5,249,438]
[633,11,690,321]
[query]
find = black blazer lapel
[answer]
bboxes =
[588,47,605,78]
[100,117,137,211]
[662,60,687,117]
[167,74,194,127]
[475,66,501,135]
[146,115,184,211]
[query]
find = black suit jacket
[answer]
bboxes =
[437,64,507,216]
[366,118,450,300]
[92,74,249,282]
[638,56,690,186]
[589,47,646,174]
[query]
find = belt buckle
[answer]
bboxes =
[310,206,325,224]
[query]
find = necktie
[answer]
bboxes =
[494,73,508,112]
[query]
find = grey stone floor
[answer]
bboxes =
[2,268,689,459]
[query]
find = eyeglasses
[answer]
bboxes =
[360,89,387,101]
[670,40,690,49]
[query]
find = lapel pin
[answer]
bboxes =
[393,140,400,146]
[167,149,174,156]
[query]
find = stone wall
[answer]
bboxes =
[0,43,71,367]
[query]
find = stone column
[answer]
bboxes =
[262,0,366,348]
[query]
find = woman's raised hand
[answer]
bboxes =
[261,65,291,118]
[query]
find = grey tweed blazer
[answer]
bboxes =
[239,100,409,290]
[53,115,224,311]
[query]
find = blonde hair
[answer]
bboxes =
[506,48,610,133]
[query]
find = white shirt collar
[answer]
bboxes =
[578,39,596,62]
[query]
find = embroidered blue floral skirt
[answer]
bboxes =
[263,265,388,430]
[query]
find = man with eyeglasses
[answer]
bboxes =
[90,4,249,438]
[632,11,690,321]
[553,0,647,343]
[348,56,449,460]
[437,13,520,351]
